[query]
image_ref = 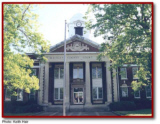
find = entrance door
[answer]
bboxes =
[73,88,84,104]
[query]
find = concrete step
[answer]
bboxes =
[45,104,110,112]
[69,105,84,112]
[45,105,63,112]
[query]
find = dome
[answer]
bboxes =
[69,13,85,23]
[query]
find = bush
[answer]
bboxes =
[109,101,136,111]
[134,99,151,109]
[4,101,43,113]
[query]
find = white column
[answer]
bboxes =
[65,62,70,105]
[85,61,91,105]
[113,69,118,102]
[44,62,49,104]
[106,62,112,103]
[38,63,45,105]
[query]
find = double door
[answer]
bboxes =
[73,88,84,104]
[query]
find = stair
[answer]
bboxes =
[46,105,63,112]
[69,105,84,112]
[45,104,110,112]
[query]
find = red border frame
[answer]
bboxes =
[2,2,154,118]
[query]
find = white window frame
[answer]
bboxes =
[121,86,128,97]
[146,85,151,98]
[5,88,11,101]
[73,64,83,79]
[54,67,64,79]
[134,90,141,99]
[92,64,102,79]
[92,87,103,100]
[54,88,63,100]
[132,67,139,79]
[17,89,23,101]
[120,68,127,80]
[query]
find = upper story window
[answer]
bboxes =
[132,67,139,79]
[17,89,23,101]
[75,27,83,36]
[54,65,64,79]
[73,63,83,79]
[92,63,102,79]
[5,88,11,101]
[120,68,127,79]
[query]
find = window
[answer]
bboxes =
[54,65,64,79]
[29,90,36,100]
[92,87,103,99]
[146,85,151,98]
[73,64,83,79]
[17,89,23,101]
[75,27,83,36]
[32,69,37,76]
[54,88,63,100]
[132,67,138,79]
[121,87,128,97]
[134,90,140,98]
[5,88,11,101]
[92,64,102,79]
[120,68,127,79]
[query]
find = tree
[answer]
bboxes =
[3,4,50,95]
[85,4,152,91]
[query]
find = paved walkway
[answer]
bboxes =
[29,111,118,116]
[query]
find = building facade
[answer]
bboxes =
[4,13,151,111]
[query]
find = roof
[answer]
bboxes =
[50,34,100,52]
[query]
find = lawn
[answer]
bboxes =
[114,109,152,116]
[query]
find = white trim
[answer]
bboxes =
[132,67,139,79]
[5,88,11,101]
[92,87,103,100]
[17,89,23,101]
[120,68,128,80]
[121,86,128,97]
[54,88,63,100]
[32,66,40,68]
[26,52,101,55]
[123,64,138,67]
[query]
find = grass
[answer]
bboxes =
[114,109,152,116]
[3,112,42,116]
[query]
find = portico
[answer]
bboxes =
[38,52,117,110]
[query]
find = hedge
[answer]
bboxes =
[109,101,136,111]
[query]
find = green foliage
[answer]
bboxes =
[85,4,152,90]
[3,4,50,94]
[109,101,136,111]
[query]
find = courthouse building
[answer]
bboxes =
[4,13,151,111]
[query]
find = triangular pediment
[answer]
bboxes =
[50,35,100,52]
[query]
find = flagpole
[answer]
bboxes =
[63,20,67,116]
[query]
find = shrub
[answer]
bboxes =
[134,99,151,109]
[4,101,43,113]
[109,101,136,111]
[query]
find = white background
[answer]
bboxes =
[0,0,159,123]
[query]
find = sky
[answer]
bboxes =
[34,4,104,47]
